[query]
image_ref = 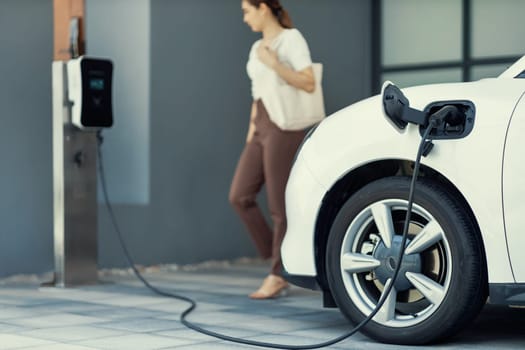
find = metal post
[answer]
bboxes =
[52,61,99,287]
[51,0,98,287]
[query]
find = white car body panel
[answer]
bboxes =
[282,78,525,284]
[502,94,525,282]
[499,55,525,78]
[281,151,327,274]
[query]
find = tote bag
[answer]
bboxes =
[261,63,326,130]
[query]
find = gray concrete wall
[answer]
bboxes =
[85,0,154,268]
[0,0,372,277]
[86,0,150,205]
[0,0,54,278]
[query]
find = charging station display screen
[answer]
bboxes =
[80,58,113,128]
[89,78,104,91]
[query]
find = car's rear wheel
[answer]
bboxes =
[326,176,487,344]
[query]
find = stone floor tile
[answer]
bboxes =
[75,333,184,350]
[6,313,104,329]
[95,317,181,333]
[0,334,54,350]
[18,325,126,342]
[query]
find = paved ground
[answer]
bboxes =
[0,260,524,349]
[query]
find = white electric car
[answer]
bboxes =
[281,55,525,344]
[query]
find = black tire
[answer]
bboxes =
[326,176,487,344]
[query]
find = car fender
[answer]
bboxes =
[299,79,525,283]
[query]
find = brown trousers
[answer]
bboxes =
[229,100,306,275]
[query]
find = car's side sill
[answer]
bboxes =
[489,283,525,305]
[282,271,320,290]
[282,271,338,308]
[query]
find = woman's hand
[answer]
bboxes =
[257,44,315,93]
[246,121,256,143]
[246,101,257,143]
[257,44,279,69]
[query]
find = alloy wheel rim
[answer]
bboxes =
[339,199,452,328]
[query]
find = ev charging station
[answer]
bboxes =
[52,55,113,287]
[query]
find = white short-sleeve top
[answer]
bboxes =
[247,28,312,100]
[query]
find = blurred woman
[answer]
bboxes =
[229,0,316,299]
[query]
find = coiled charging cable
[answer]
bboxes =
[96,121,435,349]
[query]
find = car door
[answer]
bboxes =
[502,90,525,282]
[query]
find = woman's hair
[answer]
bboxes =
[246,0,293,29]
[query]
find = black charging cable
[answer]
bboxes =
[96,122,435,349]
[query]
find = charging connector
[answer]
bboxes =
[428,105,461,129]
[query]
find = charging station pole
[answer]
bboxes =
[52,0,98,287]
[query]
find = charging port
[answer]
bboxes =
[420,100,475,140]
